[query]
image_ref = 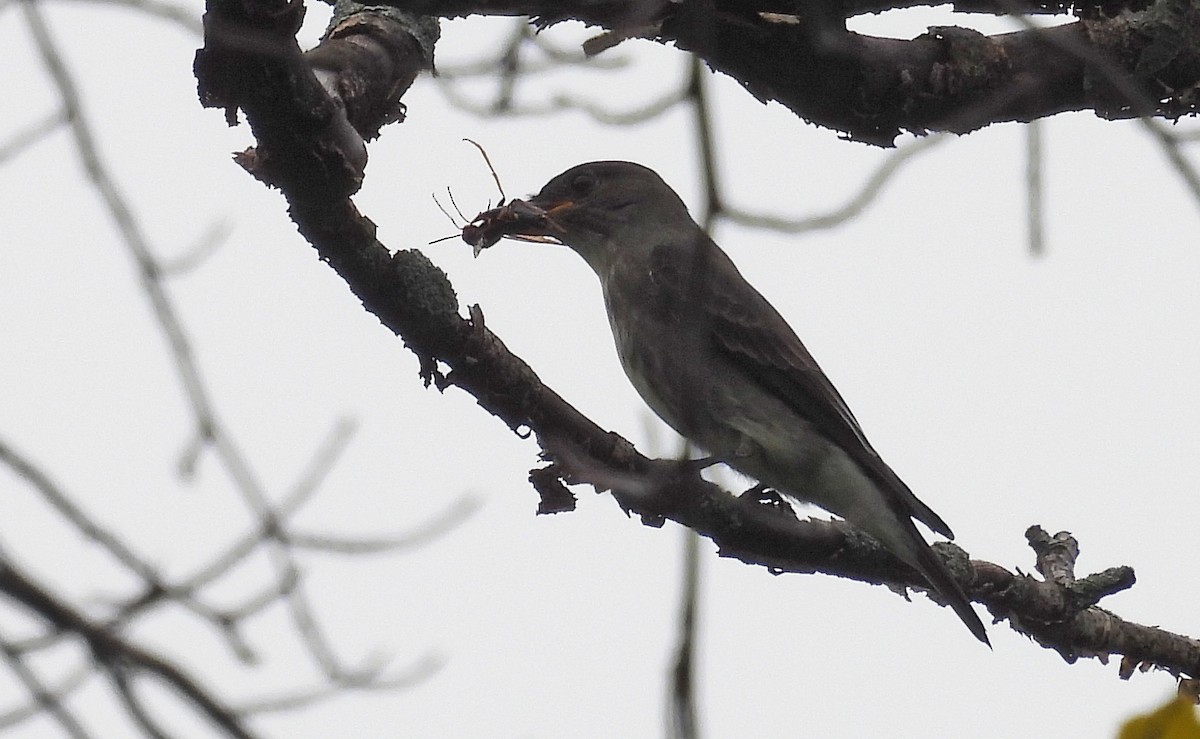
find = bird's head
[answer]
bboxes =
[464,161,697,273]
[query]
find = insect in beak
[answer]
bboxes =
[462,199,567,257]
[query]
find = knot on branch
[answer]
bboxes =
[923,27,1013,102]
[308,3,441,139]
[1025,525,1137,615]
[978,525,1141,665]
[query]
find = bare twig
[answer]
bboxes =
[0,438,163,587]
[664,62,714,738]
[290,494,481,554]
[1139,117,1200,207]
[56,0,202,34]
[11,6,450,730]
[27,0,360,679]
[438,77,689,124]
[434,18,626,77]
[158,218,234,276]
[435,15,686,125]
[169,420,357,595]
[0,110,66,164]
[108,663,173,739]
[0,631,92,739]
[0,664,91,731]
[0,559,257,738]
[1026,119,1045,256]
[690,56,721,233]
[721,135,950,234]
[667,529,702,739]
[237,653,444,715]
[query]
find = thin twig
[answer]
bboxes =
[56,0,202,34]
[667,528,702,739]
[1026,119,1045,256]
[289,494,481,554]
[158,218,234,276]
[237,652,443,714]
[0,558,257,738]
[1139,117,1200,207]
[169,419,356,595]
[0,110,66,164]
[690,56,720,232]
[0,631,92,738]
[108,663,172,739]
[721,135,950,234]
[437,76,688,125]
[24,0,390,690]
[0,439,161,585]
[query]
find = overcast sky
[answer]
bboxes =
[2,3,1199,737]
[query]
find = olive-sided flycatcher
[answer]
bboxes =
[471,160,988,644]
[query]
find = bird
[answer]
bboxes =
[471,160,988,645]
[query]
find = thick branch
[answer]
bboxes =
[393,0,1200,145]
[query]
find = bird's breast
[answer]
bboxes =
[601,275,696,436]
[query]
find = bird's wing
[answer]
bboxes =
[648,238,954,539]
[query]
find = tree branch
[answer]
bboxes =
[391,0,1200,145]
[196,0,1200,677]
[0,560,256,739]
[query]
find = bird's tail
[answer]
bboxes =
[901,525,990,646]
[833,482,990,645]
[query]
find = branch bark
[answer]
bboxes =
[391,0,1200,145]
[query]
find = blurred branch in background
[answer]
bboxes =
[0,110,66,165]
[0,3,473,735]
[667,528,701,739]
[61,0,203,33]
[435,19,689,123]
[1025,119,1044,257]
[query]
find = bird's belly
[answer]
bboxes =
[609,314,690,432]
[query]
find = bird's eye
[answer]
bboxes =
[569,173,596,197]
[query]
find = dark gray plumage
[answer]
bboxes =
[487,160,987,644]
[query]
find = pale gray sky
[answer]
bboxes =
[2,3,1199,737]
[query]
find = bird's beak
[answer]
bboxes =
[537,199,575,218]
[463,198,571,257]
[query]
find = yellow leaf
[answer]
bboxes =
[1119,697,1200,739]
